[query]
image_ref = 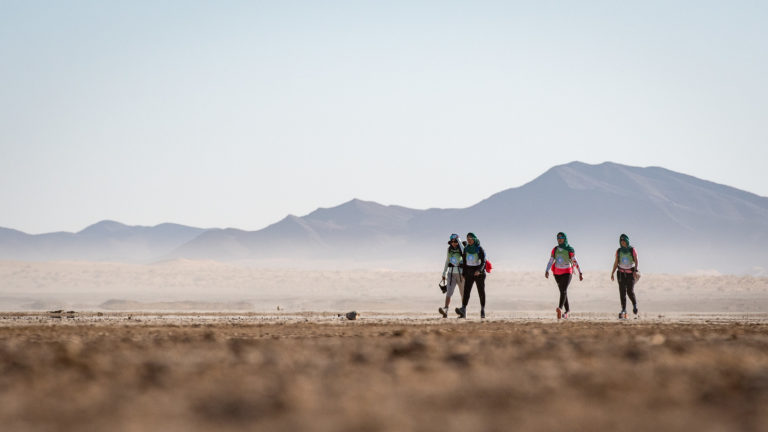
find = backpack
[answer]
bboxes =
[485,259,493,273]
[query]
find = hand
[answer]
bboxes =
[474,271,480,276]
[579,273,584,281]
[442,276,446,281]
[545,271,549,279]
[611,273,614,281]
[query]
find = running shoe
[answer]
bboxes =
[458,307,467,319]
[455,307,463,317]
[562,311,569,319]
[619,310,627,320]
[439,307,447,318]
[556,308,562,320]
[480,308,486,319]
[633,306,639,315]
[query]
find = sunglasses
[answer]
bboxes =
[450,240,458,243]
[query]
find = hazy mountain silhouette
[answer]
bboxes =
[2,162,766,273]
[168,162,768,273]
[167,199,421,263]
[0,221,208,262]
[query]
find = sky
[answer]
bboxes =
[1,0,766,234]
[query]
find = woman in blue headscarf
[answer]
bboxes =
[439,234,464,318]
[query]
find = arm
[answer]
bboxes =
[442,251,450,279]
[571,253,583,281]
[611,252,619,281]
[633,249,639,272]
[633,248,639,280]
[545,254,554,278]
[476,247,487,275]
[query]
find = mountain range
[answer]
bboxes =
[2,162,767,274]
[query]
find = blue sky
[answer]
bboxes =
[1,1,766,233]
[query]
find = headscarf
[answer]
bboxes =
[556,232,575,253]
[619,233,632,254]
[464,232,480,254]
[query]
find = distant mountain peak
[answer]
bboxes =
[78,220,130,235]
[554,160,594,169]
[334,198,382,209]
[307,199,378,216]
[548,160,628,174]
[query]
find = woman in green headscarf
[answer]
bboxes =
[611,233,639,319]
[455,232,487,319]
[545,232,583,319]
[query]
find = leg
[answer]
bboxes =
[626,275,638,312]
[618,273,628,310]
[476,273,486,308]
[444,272,456,308]
[462,272,475,308]
[555,274,564,309]
[555,274,571,310]
[562,274,572,311]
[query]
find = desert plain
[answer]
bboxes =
[1,260,768,431]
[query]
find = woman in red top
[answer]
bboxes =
[544,232,583,319]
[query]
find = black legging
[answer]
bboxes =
[554,273,571,312]
[617,271,637,310]
[462,266,486,308]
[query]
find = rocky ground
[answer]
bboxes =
[1,313,767,431]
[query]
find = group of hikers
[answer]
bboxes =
[439,232,640,320]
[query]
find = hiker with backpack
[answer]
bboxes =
[439,234,465,318]
[611,233,640,319]
[545,232,583,319]
[456,232,487,319]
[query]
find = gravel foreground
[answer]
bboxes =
[1,313,767,432]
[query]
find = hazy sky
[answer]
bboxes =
[2,1,766,234]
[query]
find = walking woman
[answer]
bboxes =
[545,232,583,319]
[439,234,464,318]
[611,233,639,319]
[456,232,486,319]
